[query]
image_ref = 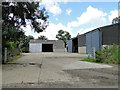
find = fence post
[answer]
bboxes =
[4,48,7,63]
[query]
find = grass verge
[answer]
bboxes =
[82,58,94,62]
[8,55,22,62]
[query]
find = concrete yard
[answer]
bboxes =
[2,52,118,88]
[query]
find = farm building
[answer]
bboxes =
[68,34,86,54]
[68,23,120,54]
[68,37,78,53]
[29,40,65,53]
[86,23,119,54]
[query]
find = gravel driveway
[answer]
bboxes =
[2,52,118,88]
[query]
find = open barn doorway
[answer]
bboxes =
[42,44,53,52]
[72,38,78,53]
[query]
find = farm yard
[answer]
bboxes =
[1,1,120,89]
[2,52,118,88]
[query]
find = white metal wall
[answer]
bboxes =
[29,43,42,53]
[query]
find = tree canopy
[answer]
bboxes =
[112,16,120,24]
[37,35,48,40]
[56,30,71,48]
[2,2,49,57]
[2,2,49,42]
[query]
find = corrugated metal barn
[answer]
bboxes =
[86,23,119,54]
[68,23,120,54]
[68,34,86,54]
[29,40,65,53]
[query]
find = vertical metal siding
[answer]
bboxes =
[68,40,72,53]
[40,44,42,52]
[92,30,100,51]
[86,30,99,54]
[86,32,92,54]
[29,43,42,53]
[101,24,119,45]
[78,34,86,47]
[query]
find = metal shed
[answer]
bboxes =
[29,40,65,53]
[68,23,120,54]
[86,23,120,54]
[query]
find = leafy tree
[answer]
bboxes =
[2,2,49,33]
[56,30,71,48]
[2,2,49,44]
[19,35,34,52]
[2,2,49,55]
[112,16,120,24]
[37,35,48,40]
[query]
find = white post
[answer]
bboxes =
[4,48,7,63]
[93,47,96,61]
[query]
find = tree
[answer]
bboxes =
[37,35,48,40]
[2,2,49,55]
[19,35,34,52]
[56,30,71,48]
[2,2,49,42]
[112,16,120,24]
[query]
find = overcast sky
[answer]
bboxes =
[21,1,118,40]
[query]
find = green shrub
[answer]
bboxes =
[95,50,103,63]
[95,44,119,64]
[5,41,15,50]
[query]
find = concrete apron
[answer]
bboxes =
[62,61,112,70]
[2,53,113,85]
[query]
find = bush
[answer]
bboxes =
[95,44,119,64]
[21,47,29,53]
[5,41,15,50]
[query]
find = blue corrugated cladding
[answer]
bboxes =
[86,30,100,54]
[68,40,72,53]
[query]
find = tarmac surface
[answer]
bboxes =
[2,52,118,88]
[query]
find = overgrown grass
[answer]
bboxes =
[82,44,120,64]
[82,58,94,62]
[7,55,22,62]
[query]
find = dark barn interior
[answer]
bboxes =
[42,44,53,52]
[72,38,78,53]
